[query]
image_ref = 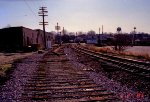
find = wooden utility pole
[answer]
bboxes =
[98,27,101,45]
[102,25,103,34]
[38,7,48,49]
[62,27,65,35]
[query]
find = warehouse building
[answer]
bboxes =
[0,26,54,51]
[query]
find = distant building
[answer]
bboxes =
[134,33,150,45]
[86,34,97,44]
[73,34,86,43]
[86,34,114,45]
[0,26,54,51]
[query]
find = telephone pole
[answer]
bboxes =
[62,27,65,35]
[38,7,48,49]
[102,25,103,34]
[98,27,101,46]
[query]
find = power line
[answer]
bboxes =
[23,0,39,21]
[23,0,58,31]
[32,0,57,27]
[35,1,55,28]
[33,0,42,8]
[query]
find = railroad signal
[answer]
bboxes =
[55,22,62,45]
[55,22,61,32]
[132,27,136,46]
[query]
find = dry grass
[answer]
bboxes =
[0,52,34,77]
[81,45,150,61]
[82,45,112,53]
[0,63,12,77]
[125,52,150,61]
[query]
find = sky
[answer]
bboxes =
[0,0,150,34]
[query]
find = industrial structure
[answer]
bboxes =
[0,26,54,51]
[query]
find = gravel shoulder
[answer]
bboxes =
[0,51,47,101]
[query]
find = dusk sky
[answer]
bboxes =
[0,0,150,33]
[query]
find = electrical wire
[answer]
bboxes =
[32,0,58,29]
[23,0,39,22]
[23,0,57,31]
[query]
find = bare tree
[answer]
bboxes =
[87,30,96,35]
[113,34,130,51]
[113,27,130,52]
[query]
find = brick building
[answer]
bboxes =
[0,26,54,51]
[36,29,55,49]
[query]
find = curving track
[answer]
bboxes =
[72,45,150,78]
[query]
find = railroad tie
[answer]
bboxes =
[21,51,120,102]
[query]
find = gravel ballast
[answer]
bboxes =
[0,46,149,102]
[64,46,149,102]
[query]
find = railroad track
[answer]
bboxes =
[20,48,120,101]
[72,45,150,78]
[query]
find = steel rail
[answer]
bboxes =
[72,45,150,78]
